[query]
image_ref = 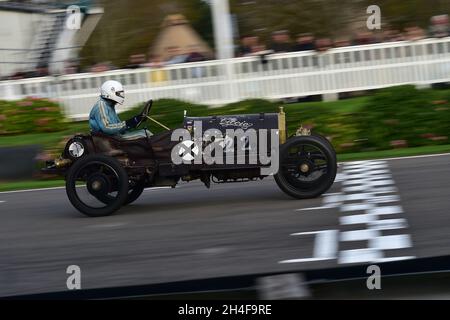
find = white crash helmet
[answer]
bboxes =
[100,80,125,105]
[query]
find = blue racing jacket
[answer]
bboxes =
[89,98,127,135]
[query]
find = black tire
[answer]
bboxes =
[95,180,145,206]
[124,182,145,205]
[275,135,337,199]
[65,155,129,217]
[311,133,336,158]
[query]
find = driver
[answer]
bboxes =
[89,80,151,139]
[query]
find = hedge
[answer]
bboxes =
[0,97,65,135]
[356,85,450,151]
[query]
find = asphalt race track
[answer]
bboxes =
[1,154,449,296]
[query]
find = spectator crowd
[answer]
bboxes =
[237,15,450,57]
[3,44,210,80]
[3,14,450,81]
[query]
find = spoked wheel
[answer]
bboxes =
[124,181,145,205]
[65,155,129,217]
[96,180,145,206]
[275,135,337,199]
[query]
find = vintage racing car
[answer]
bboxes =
[42,100,337,217]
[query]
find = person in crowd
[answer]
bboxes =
[64,59,80,74]
[353,31,377,45]
[315,38,333,52]
[333,37,352,48]
[8,71,26,80]
[27,64,49,78]
[429,14,450,38]
[405,26,426,41]
[183,45,207,78]
[269,30,292,53]
[185,45,207,63]
[238,35,260,56]
[237,35,252,56]
[381,29,397,42]
[250,43,267,54]
[248,43,271,65]
[89,61,116,73]
[391,30,406,42]
[143,54,165,68]
[165,46,188,65]
[293,33,316,51]
[125,54,146,69]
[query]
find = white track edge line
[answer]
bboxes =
[339,152,450,163]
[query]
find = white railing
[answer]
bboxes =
[1,37,449,119]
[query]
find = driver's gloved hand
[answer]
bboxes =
[125,115,143,129]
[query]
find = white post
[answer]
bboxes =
[211,0,237,103]
[211,0,234,60]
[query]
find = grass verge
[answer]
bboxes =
[0,180,66,192]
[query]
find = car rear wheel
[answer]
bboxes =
[275,135,337,199]
[65,155,129,217]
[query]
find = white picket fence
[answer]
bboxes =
[0,37,449,119]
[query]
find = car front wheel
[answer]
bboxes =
[65,155,129,217]
[275,135,337,199]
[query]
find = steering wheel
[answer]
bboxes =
[137,99,152,128]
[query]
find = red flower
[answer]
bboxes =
[390,140,408,148]
[34,118,51,126]
[430,136,448,141]
[420,133,435,139]
[17,100,33,107]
